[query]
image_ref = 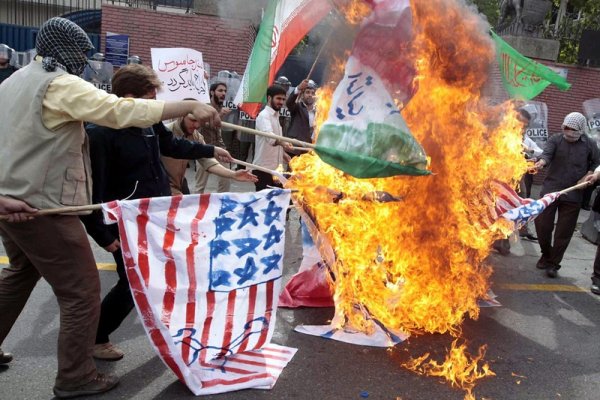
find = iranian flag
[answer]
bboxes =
[234,0,332,117]
[314,0,430,178]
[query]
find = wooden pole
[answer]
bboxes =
[233,158,286,179]
[306,29,333,81]
[559,181,592,195]
[221,122,315,149]
[0,204,102,220]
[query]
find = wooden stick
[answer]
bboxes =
[290,146,311,152]
[222,122,316,149]
[0,203,103,220]
[559,181,592,195]
[306,29,333,81]
[233,158,284,178]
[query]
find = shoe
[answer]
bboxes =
[0,348,12,364]
[536,257,548,269]
[93,343,124,361]
[546,266,558,278]
[591,284,600,295]
[53,373,119,399]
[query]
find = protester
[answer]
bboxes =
[162,112,257,195]
[0,17,220,398]
[80,64,232,363]
[0,44,18,84]
[285,78,317,156]
[253,85,293,191]
[195,82,232,193]
[533,112,600,278]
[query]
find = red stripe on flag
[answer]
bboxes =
[243,351,289,362]
[200,361,259,375]
[182,194,211,364]
[227,356,283,370]
[201,372,273,388]
[219,290,237,357]
[200,290,216,363]
[161,196,183,326]
[136,199,151,286]
[237,284,258,353]
[254,280,274,349]
[260,346,294,355]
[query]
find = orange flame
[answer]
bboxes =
[331,0,372,25]
[402,340,496,400]
[288,0,527,397]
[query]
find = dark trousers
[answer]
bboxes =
[534,200,581,268]
[253,170,282,192]
[236,141,252,169]
[593,245,600,285]
[0,216,99,388]
[96,226,134,344]
[519,173,534,198]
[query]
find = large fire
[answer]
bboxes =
[288,0,527,398]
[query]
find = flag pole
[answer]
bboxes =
[221,122,315,149]
[233,158,286,178]
[559,181,592,195]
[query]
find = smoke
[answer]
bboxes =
[213,0,268,24]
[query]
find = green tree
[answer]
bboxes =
[466,0,501,26]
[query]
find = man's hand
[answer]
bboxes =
[192,103,221,129]
[580,172,600,185]
[0,196,38,223]
[219,107,232,118]
[534,159,546,170]
[232,170,258,183]
[280,141,293,151]
[214,147,234,163]
[297,79,309,91]
[103,239,120,253]
[283,152,291,164]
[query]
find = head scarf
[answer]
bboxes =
[35,17,93,76]
[562,112,588,133]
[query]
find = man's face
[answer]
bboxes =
[302,89,316,106]
[563,127,582,143]
[211,85,227,105]
[182,114,201,134]
[269,94,286,112]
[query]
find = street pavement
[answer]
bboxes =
[1,177,600,400]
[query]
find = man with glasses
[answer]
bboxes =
[533,112,600,278]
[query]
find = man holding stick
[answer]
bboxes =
[533,112,600,278]
[0,17,221,398]
[285,79,317,157]
[253,85,294,191]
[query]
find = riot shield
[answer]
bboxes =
[520,101,549,147]
[583,98,600,147]
[82,60,114,93]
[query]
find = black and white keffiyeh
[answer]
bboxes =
[35,17,93,76]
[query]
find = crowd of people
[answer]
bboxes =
[1,16,600,399]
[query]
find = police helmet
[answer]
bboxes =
[307,79,318,90]
[126,55,142,65]
[91,52,105,62]
[275,76,291,87]
[0,44,13,61]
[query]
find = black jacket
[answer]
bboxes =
[285,90,313,144]
[80,122,214,247]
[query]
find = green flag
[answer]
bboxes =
[491,31,570,100]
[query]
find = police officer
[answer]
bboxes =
[0,44,18,85]
[274,76,292,137]
[126,55,142,65]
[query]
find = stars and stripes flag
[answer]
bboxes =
[102,189,295,395]
[490,181,560,229]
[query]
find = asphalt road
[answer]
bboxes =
[1,177,599,400]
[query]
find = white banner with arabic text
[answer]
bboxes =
[151,48,210,102]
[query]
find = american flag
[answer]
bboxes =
[491,181,560,229]
[102,189,296,395]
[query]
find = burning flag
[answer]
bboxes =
[315,0,430,178]
[491,31,571,100]
[102,190,295,395]
[234,0,332,117]
[493,181,560,230]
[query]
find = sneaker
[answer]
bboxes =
[591,284,600,295]
[0,348,12,365]
[93,343,124,361]
[53,373,119,398]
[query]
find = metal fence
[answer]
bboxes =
[0,0,102,28]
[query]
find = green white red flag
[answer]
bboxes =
[234,0,332,117]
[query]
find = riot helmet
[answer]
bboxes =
[90,52,105,62]
[0,44,13,65]
[126,55,142,65]
[275,76,291,88]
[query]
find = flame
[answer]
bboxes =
[402,340,496,400]
[331,0,372,25]
[288,0,527,397]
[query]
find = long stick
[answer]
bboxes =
[306,29,333,81]
[222,122,315,149]
[233,158,285,178]
[559,181,592,195]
